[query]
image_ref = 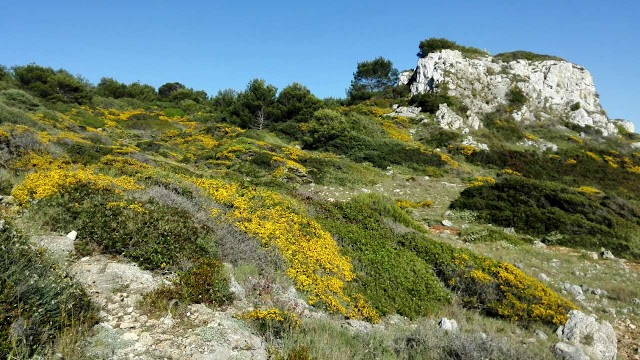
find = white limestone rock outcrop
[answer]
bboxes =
[387,105,422,118]
[556,310,617,360]
[406,49,622,136]
[435,103,480,130]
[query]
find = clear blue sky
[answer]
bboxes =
[1,0,638,126]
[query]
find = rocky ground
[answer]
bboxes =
[35,235,268,360]
[31,195,640,360]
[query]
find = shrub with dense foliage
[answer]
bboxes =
[417,38,488,58]
[347,57,399,102]
[401,237,577,325]
[317,194,451,319]
[493,51,564,62]
[0,220,96,358]
[451,176,640,259]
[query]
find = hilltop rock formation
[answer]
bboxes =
[400,49,633,136]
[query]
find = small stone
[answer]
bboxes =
[66,230,78,241]
[587,251,598,260]
[119,322,136,329]
[122,332,139,341]
[533,240,546,248]
[554,342,589,360]
[514,263,524,270]
[538,273,550,282]
[1,196,15,205]
[563,283,584,300]
[601,250,615,260]
[442,220,453,227]
[631,298,640,305]
[503,227,516,234]
[534,329,548,340]
[438,317,458,332]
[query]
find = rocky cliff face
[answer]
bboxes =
[400,49,633,136]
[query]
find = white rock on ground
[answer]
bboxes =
[66,230,78,241]
[556,310,617,360]
[71,256,268,359]
[387,105,422,118]
[554,342,589,360]
[438,317,458,332]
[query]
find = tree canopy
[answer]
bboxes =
[347,57,398,102]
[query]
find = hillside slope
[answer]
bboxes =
[0,42,638,359]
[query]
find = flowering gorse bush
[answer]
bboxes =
[235,308,300,338]
[12,166,141,204]
[445,253,576,325]
[189,177,378,321]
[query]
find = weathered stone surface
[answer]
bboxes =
[406,49,622,136]
[462,135,489,151]
[558,310,617,360]
[398,70,415,86]
[387,105,422,118]
[435,103,480,130]
[563,283,585,301]
[438,317,458,332]
[554,342,589,360]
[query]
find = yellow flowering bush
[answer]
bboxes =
[576,186,603,195]
[189,177,378,321]
[568,135,583,145]
[12,166,142,204]
[584,151,601,162]
[444,252,576,325]
[395,199,433,209]
[499,169,522,176]
[467,176,496,188]
[235,308,300,338]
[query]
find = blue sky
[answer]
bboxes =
[1,0,638,125]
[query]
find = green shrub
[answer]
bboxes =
[481,109,525,141]
[317,194,451,319]
[494,51,564,62]
[30,185,216,270]
[60,142,113,164]
[507,87,528,109]
[142,258,233,314]
[401,238,576,325]
[0,89,42,111]
[417,38,488,58]
[409,91,468,115]
[450,176,640,259]
[460,225,527,245]
[0,103,40,127]
[570,102,581,111]
[236,308,300,340]
[0,219,96,358]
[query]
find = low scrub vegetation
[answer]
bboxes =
[451,176,640,259]
[494,50,565,62]
[0,220,96,358]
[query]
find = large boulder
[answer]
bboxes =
[406,49,622,136]
[556,310,617,360]
[435,103,480,130]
